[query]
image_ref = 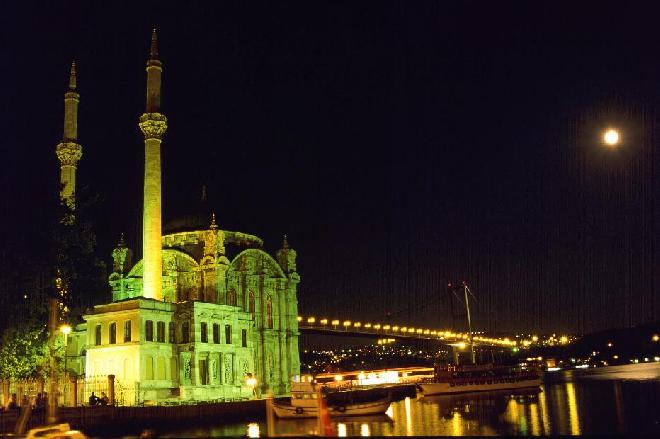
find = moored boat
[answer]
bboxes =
[271,376,391,419]
[271,397,392,419]
[417,363,541,396]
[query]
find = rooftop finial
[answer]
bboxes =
[118,232,126,247]
[68,60,77,90]
[282,234,289,249]
[210,213,218,230]
[150,27,158,59]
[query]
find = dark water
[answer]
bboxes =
[161,363,660,437]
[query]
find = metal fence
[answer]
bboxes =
[1,375,139,408]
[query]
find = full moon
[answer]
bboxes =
[603,129,620,146]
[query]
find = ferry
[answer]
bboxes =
[271,377,391,419]
[417,363,541,395]
[417,282,541,396]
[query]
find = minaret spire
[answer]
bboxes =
[68,60,77,90]
[150,27,158,59]
[139,29,168,301]
[56,61,83,213]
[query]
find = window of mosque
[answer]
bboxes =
[201,322,208,343]
[266,296,273,329]
[242,329,247,347]
[124,320,131,343]
[225,324,232,344]
[145,356,154,380]
[213,323,220,344]
[109,322,117,344]
[94,324,101,346]
[146,320,154,342]
[182,321,190,343]
[248,291,255,314]
[169,322,176,343]
[199,359,208,385]
[228,289,237,307]
[157,321,165,342]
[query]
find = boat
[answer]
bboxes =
[417,363,541,395]
[271,377,391,419]
[417,281,541,396]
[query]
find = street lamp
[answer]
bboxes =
[245,373,257,397]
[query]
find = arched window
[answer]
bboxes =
[109,322,116,344]
[182,321,190,343]
[157,357,166,380]
[168,322,176,343]
[248,291,255,314]
[266,295,273,329]
[124,320,132,342]
[145,356,154,380]
[94,324,102,346]
[145,320,154,342]
[227,289,237,307]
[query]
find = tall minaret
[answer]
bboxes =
[138,29,167,301]
[55,61,83,210]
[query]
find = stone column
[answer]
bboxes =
[108,375,115,406]
[70,378,78,407]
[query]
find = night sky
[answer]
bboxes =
[1,1,659,334]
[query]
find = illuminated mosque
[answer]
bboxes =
[58,30,301,402]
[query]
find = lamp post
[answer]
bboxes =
[60,324,72,407]
[60,325,72,378]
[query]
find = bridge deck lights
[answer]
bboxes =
[364,323,372,328]
[307,317,316,324]
[343,320,351,327]
[331,319,339,326]
[373,324,381,330]
[297,316,303,322]
[383,325,391,330]
[354,322,362,328]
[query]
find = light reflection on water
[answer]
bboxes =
[162,363,660,437]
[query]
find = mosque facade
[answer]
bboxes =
[60,31,301,403]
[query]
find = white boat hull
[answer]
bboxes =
[272,398,391,419]
[419,377,541,396]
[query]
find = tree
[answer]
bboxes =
[0,323,59,380]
